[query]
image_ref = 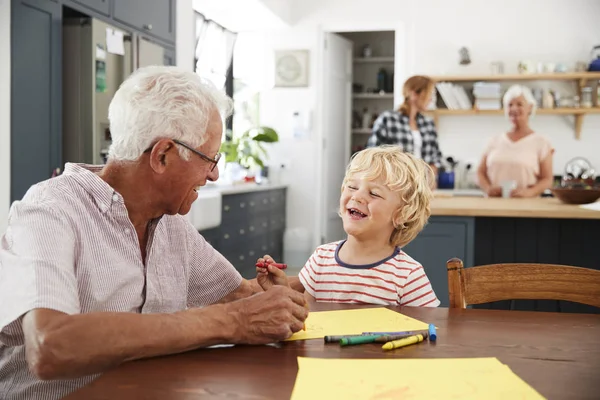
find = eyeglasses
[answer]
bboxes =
[144,139,220,172]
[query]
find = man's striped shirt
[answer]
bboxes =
[298,241,440,307]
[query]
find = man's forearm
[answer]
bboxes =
[23,304,237,380]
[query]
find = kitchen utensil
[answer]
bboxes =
[588,45,600,72]
[562,157,596,187]
[551,188,600,205]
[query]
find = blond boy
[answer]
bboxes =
[257,146,440,306]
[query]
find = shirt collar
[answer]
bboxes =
[62,163,122,214]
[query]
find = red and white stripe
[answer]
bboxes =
[0,163,242,400]
[299,242,440,307]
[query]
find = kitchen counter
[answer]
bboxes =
[201,182,288,195]
[431,196,600,220]
[405,195,600,313]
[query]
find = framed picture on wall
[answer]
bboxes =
[274,49,309,87]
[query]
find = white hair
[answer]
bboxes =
[107,66,233,161]
[503,84,537,118]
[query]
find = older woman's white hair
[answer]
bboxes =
[108,66,233,161]
[502,84,537,118]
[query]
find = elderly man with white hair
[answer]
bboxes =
[477,84,554,198]
[0,66,308,400]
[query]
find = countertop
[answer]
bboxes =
[430,196,600,220]
[200,182,287,195]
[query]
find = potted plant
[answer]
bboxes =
[219,126,279,181]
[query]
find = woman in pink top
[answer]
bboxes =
[477,85,554,197]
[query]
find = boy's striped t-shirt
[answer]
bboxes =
[298,241,440,307]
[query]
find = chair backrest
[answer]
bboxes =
[446,258,600,309]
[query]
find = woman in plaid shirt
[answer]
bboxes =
[366,75,442,176]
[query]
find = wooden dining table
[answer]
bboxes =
[65,303,600,400]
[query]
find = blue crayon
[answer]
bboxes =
[428,324,437,341]
[362,330,425,336]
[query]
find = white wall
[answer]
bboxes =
[0,0,10,234]
[232,0,600,249]
[176,0,195,71]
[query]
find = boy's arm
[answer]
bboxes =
[398,266,440,307]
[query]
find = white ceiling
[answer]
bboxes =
[192,0,293,32]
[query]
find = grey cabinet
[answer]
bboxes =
[402,216,475,307]
[11,0,62,202]
[114,0,175,44]
[69,0,109,15]
[201,189,287,279]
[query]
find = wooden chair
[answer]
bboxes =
[446,258,600,309]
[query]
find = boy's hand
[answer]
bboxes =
[256,254,290,291]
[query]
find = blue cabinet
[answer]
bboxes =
[114,0,175,44]
[402,216,475,307]
[201,189,287,279]
[69,0,109,15]
[11,0,63,202]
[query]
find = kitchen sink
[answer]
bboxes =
[187,189,222,230]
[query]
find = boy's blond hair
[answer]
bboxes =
[341,146,435,247]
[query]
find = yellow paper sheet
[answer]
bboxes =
[291,357,545,400]
[287,307,429,341]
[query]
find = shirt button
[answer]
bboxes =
[99,204,107,212]
[124,228,131,235]
[112,194,119,202]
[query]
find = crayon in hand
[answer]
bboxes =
[255,262,287,269]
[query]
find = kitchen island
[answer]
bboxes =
[405,196,600,313]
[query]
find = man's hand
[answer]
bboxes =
[256,254,289,290]
[227,286,308,344]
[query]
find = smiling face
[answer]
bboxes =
[340,172,401,244]
[154,110,222,216]
[507,94,532,126]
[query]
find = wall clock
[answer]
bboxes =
[274,50,309,87]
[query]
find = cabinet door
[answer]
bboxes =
[114,0,175,44]
[402,217,475,307]
[11,0,62,202]
[69,0,109,15]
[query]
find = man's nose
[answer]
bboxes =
[207,165,219,182]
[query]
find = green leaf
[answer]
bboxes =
[247,126,279,142]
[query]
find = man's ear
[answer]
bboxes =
[148,139,174,173]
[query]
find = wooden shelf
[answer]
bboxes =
[430,73,600,139]
[431,72,600,82]
[353,57,395,64]
[353,93,394,99]
[426,107,600,140]
[352,128,372,134]
[429,107,600,116]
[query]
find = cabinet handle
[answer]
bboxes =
[249,250,255,257]
[223,234,230,239]
[250,201,255,207]
[262,222,268,228]
[239,229,245,235]
[239,255,245,261]
[249,226,255,231]
[262,245,268,251]
[143,24,153,30]
[263,199,268,204]
[224,205,230,212]
[240,202,246,208]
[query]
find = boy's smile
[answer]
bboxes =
[340,173,401,243]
